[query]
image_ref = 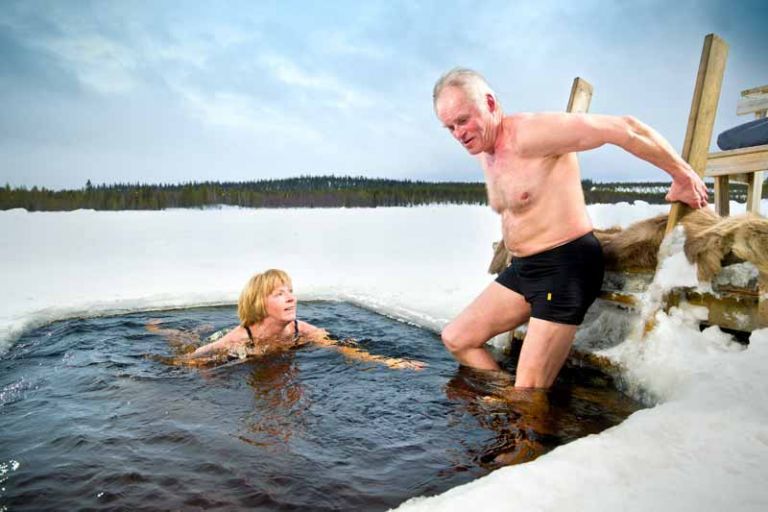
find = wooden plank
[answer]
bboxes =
[727,173,750,184]
[714,175,730,216]
[742,85,768,97]
[704,144,768,176]
[667,34,729,234]
[492,77,595,343]
[737,95,768,116]
[760,283,768,328]
[599,288,765,332]
[746,171,765,213]
[566,77,593,114]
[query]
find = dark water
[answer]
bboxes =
[0,302,643,511]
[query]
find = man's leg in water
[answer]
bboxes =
[515,318,578,388]
[441,282,531,371]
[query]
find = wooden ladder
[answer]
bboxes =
[666,34,768,231]
[661,33,767,331]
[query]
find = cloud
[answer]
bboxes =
[177,86,323,145]
[41,34,140,94]
[0,0,766,188]
[260,54,375,110]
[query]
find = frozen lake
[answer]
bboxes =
[1,204,767,511]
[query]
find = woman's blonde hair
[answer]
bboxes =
[238,269,292,326]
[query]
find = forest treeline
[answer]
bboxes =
[0,175,755,211]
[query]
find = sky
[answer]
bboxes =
[0,0,766,190]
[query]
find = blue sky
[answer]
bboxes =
[1,0,766,189]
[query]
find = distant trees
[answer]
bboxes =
[0,176,487,211]
[1,176,758,211]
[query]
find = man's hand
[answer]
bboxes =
[665,165,709,209]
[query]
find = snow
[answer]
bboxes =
[1,200,767,511]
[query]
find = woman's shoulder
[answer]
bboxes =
[296,320,331,343]
[296,320,319,334]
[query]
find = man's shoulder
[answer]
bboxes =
[493,114,532,155]
[505,111,573,127]
[502,112,531,128]
[500,113,536,143]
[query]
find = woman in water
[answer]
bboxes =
[148,268,425,370]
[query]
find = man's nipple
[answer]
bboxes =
[520,192,530,201]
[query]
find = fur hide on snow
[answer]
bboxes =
[488,208,768,286]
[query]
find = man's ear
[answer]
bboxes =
[485,93,497,113]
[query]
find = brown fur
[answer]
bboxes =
[596,214,670,271]
[489,208,768,286]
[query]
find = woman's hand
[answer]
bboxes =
[385,357,427,370]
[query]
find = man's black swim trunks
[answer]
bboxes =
[495,232,604,325]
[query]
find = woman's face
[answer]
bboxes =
[265,283,297,323]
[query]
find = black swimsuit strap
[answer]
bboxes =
[243,319,300,345]
[245,321,298,344]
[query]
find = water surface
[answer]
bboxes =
[0,302,643,511]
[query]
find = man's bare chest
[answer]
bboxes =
[484,157,552,213]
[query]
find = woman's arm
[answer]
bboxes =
[299,321,426,370]
[146,319,201,354]
[189,326,246,358]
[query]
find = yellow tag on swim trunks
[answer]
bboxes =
[547,292,552,301]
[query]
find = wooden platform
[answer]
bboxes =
[599,264,767,333]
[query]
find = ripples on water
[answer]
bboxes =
[0,302,643,510]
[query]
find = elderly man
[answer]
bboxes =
[434,68,708,388]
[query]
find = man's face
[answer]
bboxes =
[435,86,494,155]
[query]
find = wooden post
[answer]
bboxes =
[504,77,594,345]
[666,34,729,234]
[567,77,593,114]
[714,175,730,215]
[746,172,765,213]
[746,108,766,214]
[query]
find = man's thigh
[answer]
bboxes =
[447,281,531,348]
[515,318,578,388]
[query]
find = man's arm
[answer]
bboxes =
[513,113,709,209]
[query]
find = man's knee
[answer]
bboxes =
[441,323,466,354]
[441,322,488,353]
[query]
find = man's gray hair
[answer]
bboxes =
[432,67,498,108]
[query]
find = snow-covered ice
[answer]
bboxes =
[1,200,767,511]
